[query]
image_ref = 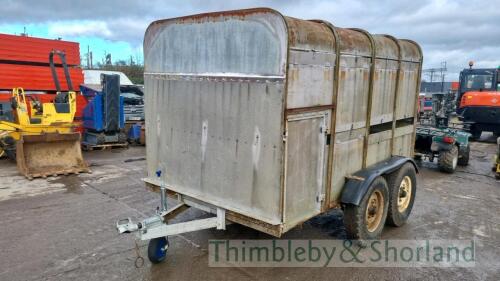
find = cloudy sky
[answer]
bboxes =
[1,0,499,81]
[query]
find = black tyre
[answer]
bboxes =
[457,144,470,166]
[4,149,16,161]
[386,163,417,227]
[344,176,389,240]
[438,145,458,173]
[147,237,169,264]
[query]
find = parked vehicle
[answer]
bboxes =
[84,70,144,122]
[457,63,500,139]
[415,92,471,173]
[116,8,423,264]
[0,50,88,179]
[80,74,126,147]
[419,94,433,119]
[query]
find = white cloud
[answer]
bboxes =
[3,0,500,80]
[48,21,112,38]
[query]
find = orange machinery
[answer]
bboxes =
[457,63,500,139]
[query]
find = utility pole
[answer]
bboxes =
[423,61,447,92]
[87,45,90,69]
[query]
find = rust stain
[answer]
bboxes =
[285,17,335,49]
[337,28,371,56]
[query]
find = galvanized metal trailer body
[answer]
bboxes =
[117,8,422,262]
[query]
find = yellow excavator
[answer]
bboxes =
[0,51,89,179]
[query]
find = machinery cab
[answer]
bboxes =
[457,63,500,138]
[25,92,77,125]
[458,67,499,109]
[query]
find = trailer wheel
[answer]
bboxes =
[438,146,458,173]
[386,163,416,227]
[457,144,470,166]
[344,176,389,240]
[147,237,169,264]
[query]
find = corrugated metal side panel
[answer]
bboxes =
[366,130,392,166]
[286,51,335,108]
[285,17,334,52]
[143,10,288,224]
[0,64,84,91]
[370,58,398,125]
[144,11,287,75]
[285,18,336,109]
[337,28,372,57]
[145,76,285,224]
[330,128,365,202]
[335,55,371,132]
[0,33,81,65]
[393,125,415,157]
[395,61,419,120]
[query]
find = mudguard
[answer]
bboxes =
[340,156,418,206]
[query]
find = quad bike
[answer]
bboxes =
[415,92,471,173]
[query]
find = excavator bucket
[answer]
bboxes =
[16,133,90,179]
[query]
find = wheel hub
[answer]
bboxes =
[365,190,384,232]
[397,176,412,212]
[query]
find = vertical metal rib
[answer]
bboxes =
[349,28,376,169]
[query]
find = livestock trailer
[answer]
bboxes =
[117,8,423,264]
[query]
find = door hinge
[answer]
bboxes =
[283,130,288,142]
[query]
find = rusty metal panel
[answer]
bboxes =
[286,50,335,108]
[400,40,422,63]
[395,61,420,119]
[393,125,415,157]
[284,112,329,228]
[335,55,371,132]
[370,35,399,126]
[373,35,399,60]
[285,18,336,109]
[366,130,393,166]
[370,59,398,125]
[329,128,365,204]
[336,28,372,57]
[395,40,422,120]
[143,10,288,225]
[145,76,285,224]
[285,17,335,52]
[144,10,287,76]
